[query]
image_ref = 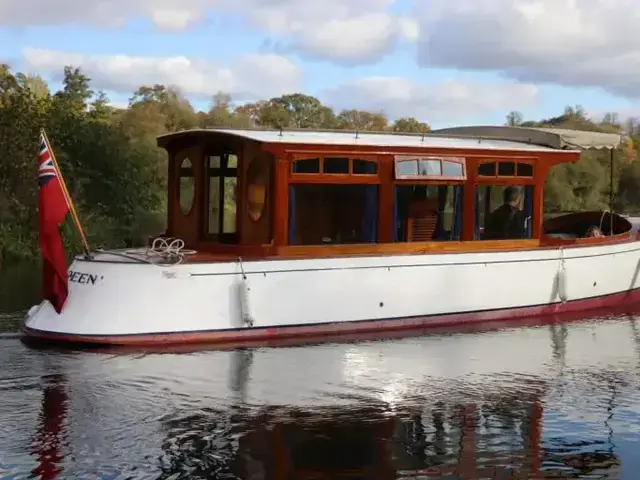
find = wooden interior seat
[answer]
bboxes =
[407,197,439,242]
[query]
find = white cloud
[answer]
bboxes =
[416,0,640,98]
[287,13,401,64]
[323,76,539,123]
[149,8,201,30]
[232,1,416,64]
[19,47,539,124]
[0,0,415,64]
[21,48,302,101]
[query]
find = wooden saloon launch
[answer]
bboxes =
[23,124,640,346]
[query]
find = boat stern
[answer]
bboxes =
[21,250,242,345]
[22,256,120,342]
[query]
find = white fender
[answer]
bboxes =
[236,257,255,327]
[238,277,255,327]
[558,248,568,303]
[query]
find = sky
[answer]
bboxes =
[1,0,639,129]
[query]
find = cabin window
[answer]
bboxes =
[394,156,466,181]
[324,157,349,174]
[293,158,320,174]
[207,153,238,241]
[288,155,379,245]
[478,161,534,178]
[246,157,268,222]
[393,184,463,242]
[353,159,378,175]
[291,157,378,176]
[178,157,195,216]
[288,184,378,245]
[475,185,534,240]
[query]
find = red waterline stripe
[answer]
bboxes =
[22,287,640,347]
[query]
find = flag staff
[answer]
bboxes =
[40,129,92,258]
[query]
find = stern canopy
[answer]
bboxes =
[431,126,623,151]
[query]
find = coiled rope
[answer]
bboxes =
[96,237,196,266]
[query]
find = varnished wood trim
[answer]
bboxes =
[273,156,289,246]
[236,148,245,241]
[393,179,465,186]
[166,151,176,236]
[532,164,548,239]
[185,243,275,262]
[277,239,541,258]
[473,178,537,186]
[461,165,477,241]
[179,230,637,263]
[378,157,394,242]
[262,143,578,164]
[289,176,380,185]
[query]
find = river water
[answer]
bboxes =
[2,263,640,479]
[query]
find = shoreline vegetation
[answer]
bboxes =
[2,64,640,265]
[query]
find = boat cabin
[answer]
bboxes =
[156,125,630,259]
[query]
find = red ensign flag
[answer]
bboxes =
[38,132,70,313]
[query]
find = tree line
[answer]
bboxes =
[2,65,640,264]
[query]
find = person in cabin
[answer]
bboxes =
[585,225,604,237]
[484,186,525,240]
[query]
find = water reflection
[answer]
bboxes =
[31,373,69,480]
[1,314,638,478]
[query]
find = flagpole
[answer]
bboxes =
[40,129,92,258]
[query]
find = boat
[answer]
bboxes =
[22,124,640,346]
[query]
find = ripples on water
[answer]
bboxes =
[2,310,640,479]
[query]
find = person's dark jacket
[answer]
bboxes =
[484,204,525,239]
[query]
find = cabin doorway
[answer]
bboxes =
[206,153,238,244]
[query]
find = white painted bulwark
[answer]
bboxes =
[24,240,640,339]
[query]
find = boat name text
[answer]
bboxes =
[68,270,103,285]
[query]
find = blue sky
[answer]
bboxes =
[1,0,638,129]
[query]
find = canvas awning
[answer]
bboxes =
[431,125,623,151]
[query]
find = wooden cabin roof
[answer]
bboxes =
[157,127,592,153]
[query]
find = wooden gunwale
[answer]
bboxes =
[173,231,638,264]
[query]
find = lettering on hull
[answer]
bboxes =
[68,270,103,285]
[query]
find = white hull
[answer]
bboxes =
[24,240,640,344]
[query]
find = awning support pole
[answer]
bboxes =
[610,148,615,235]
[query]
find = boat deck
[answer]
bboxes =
[80,229,639,266]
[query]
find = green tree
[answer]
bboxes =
[505,111,523,126]
[392,117,430,133]
[336,109,388,131]
[269,93,337,129]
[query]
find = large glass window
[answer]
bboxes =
[393,184,463,242]
[207,153,238,242]
[288,184,379,245]
[475,185,533,240]
[288,155,380,245]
